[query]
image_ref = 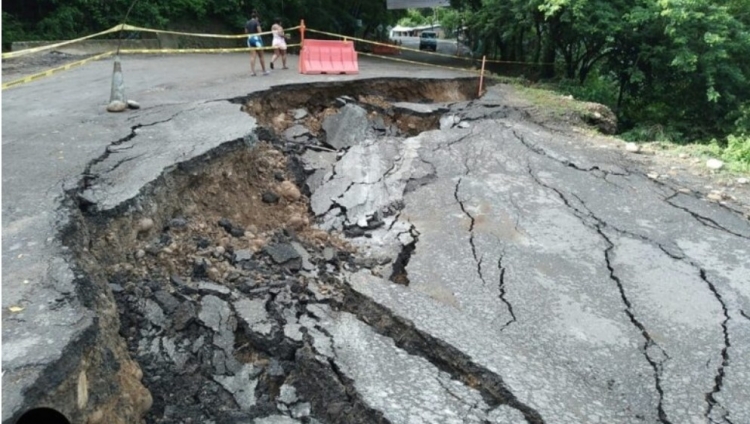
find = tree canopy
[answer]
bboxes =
[449,0,750,147]
[2,0,403,45]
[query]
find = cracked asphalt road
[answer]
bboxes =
[3,52,750,424]
[329,92,750,423]
[1,54,467,422]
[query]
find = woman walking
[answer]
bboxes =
[270,18,288,70]
[245,10,269,76]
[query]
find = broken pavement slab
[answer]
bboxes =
[310,135,432,229]
[329,107,750,423]
[321,103,370,150]
[392,101,450,116]
[284,124,311,142]
[310,307,511,423]
[213,364,260,410]
[79,101,257,212]
[5,51,750,424]
[2,53,471,424]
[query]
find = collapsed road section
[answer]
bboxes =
[8,77,750,424]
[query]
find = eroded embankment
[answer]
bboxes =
[46,77,544,424]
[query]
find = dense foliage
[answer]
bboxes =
[1,1,403,46]
[397,8,462,37]
[3,0,749,163]
[448,0,750,163]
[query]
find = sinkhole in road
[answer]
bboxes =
[63,77,545,424]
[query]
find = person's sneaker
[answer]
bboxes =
[262,71,270,76]
[270,62,274,70]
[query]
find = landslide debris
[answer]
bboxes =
[71,78,515,424]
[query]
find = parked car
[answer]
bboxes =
[419,31,437,51]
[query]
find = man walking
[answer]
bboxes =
[245,10,269,76]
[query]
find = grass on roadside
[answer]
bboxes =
[486,75,750,175]
[644,137,750,174]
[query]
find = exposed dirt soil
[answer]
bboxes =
[62,78,482,424]
[100,143,352,284]
[62,76,746,424]
[243,77,478,124]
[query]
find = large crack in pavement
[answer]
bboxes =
[597,228,672,424]
[338,286,545,424]
[63,78,541,424]
[46,78,750,424]
[663,192,750,240]
[570,191,736,423]
[509,127,630,179]
[526,163,673,424]
[522,145,745,423]
[388,223,419,285]
[79,106,200,194]
[454,178,484,284]
[495,254,516,331]
[563,186,735,424]
[340,97,746,423]
[701,269,732,424]
[454,168,517,332]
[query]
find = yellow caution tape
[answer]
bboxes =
[2,43,302,90]
[2,51,114,90]
[2,25,123,60]
[120,24,300,39]
[360,50,520,82]
[2,23,517,90]
[358,50,515,84]
[119,44,301,54]
[3,24,301,60]
[305,28,547,66]
[357,50,481,76]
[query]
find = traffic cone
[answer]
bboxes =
[106,55,140,112]
[107,55,128,112]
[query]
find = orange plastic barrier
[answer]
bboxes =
[299,39,358,75]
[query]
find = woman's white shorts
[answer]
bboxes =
[272,38,287,50]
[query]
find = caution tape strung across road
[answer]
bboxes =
[1,43,302,90]
[2,25,123,60]
[119,24,300,39]
[1,51,115,90]
[2,22,525,90]
[305,28,549,66]
[357,50,514,84]
[119,44,300,55]
[357,50,481,76]
[3,25,301,60]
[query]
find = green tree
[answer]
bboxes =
[397,9,430,27]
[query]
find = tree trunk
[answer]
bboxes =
[616,73,627,112]
[541,39,556,79]
[533,21,543,64]
[515,29,525,63]
[540,18,557,80]
[562,49,573,79]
